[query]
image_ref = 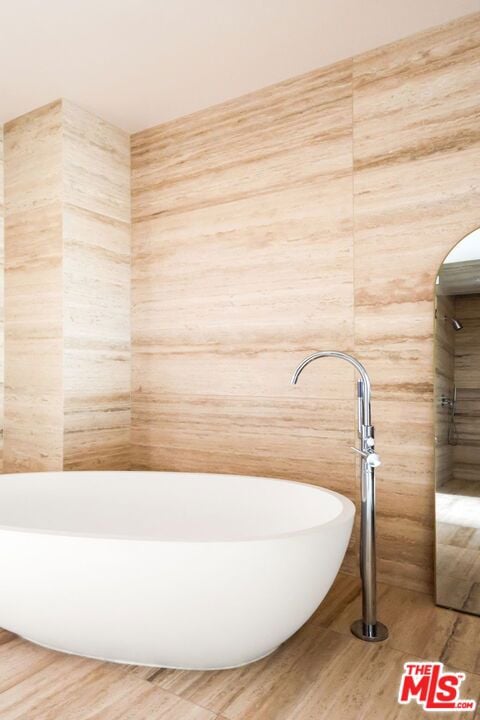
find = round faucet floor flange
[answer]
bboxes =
[350,619,389,642]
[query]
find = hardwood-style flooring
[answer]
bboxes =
[0,573,479,719]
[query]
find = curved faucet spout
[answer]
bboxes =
[291,351,371,426]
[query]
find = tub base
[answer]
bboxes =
[20,633,281,671]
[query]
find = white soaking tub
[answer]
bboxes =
[0,471,354,670]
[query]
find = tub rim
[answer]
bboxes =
[0,470,355,545]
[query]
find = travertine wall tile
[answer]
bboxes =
[132,13,480,593]
[132,59,357,571]
[4,102,63,213]
[434,295,455,490]
[453,293,480,485]
[63,102,131,470]
[353,12,480,591]
[4,103,63,471]
[3,100,131,471]
[0,127,4,470]
[63,101,131,223]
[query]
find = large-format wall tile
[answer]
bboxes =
[63,101,131,223]
[4,207,63,472]
[3,100,131,471]
[131,12,480,594]
[131,60,356,570]
[353,13,480,590]
[0,127,3,470]
[4,103,64,472]
[132,195,355,402]
[132,394,356,488]
[132,61,353,222]
[353,14,480,401]
[62,102,131,470]
[3,101,63,213]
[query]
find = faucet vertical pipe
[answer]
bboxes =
[291,351,388,642]
[360,442,376,630]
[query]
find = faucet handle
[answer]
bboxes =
[350,447,382,468]
[350,446,367,459]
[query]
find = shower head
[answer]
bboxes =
[441,315,463,331]
[436,309,464,331]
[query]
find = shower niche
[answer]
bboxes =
[434,226,480,615]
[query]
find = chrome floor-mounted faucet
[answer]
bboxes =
[291,351,388,642]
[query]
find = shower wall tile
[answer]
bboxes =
[453,293,480,486]
[131,60,356,571]
[455,294,480,387]
[3,102,64,471]
[63,102,131,470]
[434,295,456,490]
[353,12,480,591]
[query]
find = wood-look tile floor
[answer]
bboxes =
[1,573,479,719]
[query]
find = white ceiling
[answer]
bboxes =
[444,228,480,263]
[0,0,478,133]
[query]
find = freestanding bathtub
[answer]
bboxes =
[0,471,354,669]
